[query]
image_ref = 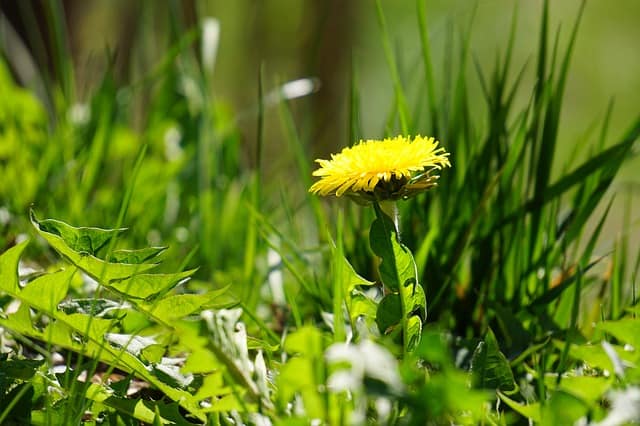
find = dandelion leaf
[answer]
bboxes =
[370,204,426,351]
[31,210,126,256]
[31,213,158,282]
[470,328,517,393]
[108,246,168,264]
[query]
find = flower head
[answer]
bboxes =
[310,135,450,202]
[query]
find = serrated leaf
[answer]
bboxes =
[0,239,28,293]
[31,214,158,283]
[20,267,75,309]
[350,294,378,320]
[31,211,126,256]
[376,293,401,334]
[108,269,196,300]
[0,240,206,421]
[370,206,417,293]
[370,203,426,351]
[470,328,517,393]
[144,293,214,321]
[107,246,168,264]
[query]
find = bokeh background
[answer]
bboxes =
[3,1,639,157]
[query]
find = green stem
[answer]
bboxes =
[378,200,400,235]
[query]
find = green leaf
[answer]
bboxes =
[544,375,612,405]
[541,390,589,426]
[144,292,220,322]
[0,234,206,421]
[498,392,541,423]
[20,267,75,309]
[141,344,166,364]
[31,211,126,256]
[376,293,402,334]
[370,206,416,293]
[370,203,426,352]
[284,326,326,356]
[108,269,196,300]
[0,240,28,293]
[108,246,168,264]
[0,356,43,394]
[470,328,517,393]
[31,214,158,283]
[597,318,640,349]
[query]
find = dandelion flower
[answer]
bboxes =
[310,135,450,201]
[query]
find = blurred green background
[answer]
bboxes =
[3,1,639,156]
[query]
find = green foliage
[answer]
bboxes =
[0,216,247,423]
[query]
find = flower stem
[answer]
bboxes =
[378,200,400,235]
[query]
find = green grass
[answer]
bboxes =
[0,0,639,424]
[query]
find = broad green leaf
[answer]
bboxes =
[31,214,158,282]
[20,267,75,309]
[498,391,541,422]
[541,390,589,426]
[350,294,378,320]
[182,348,220,374]
[376,293,402,334]
[470,328,517,393]
[340,254,375,293]
[284,326,326,356]
[0,355,43,395]
[108,269,196,300]
[200,394,253,413]
[405,316,423,351]
[192,372,231,401]
[544,375,612,405]
[141,344,166,364]
[555,340,634,373]
[597,318,640,350]
[334,246,376,325]
[108,246,168,264]
[0,239,28,293]
[370,205,417,293]
[278,357,324,419]
[144,292,220,322]
[0,241,206,421]
[31,211,126,256]
[0,306,205,421]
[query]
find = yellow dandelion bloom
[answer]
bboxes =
[310,135,450,201]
